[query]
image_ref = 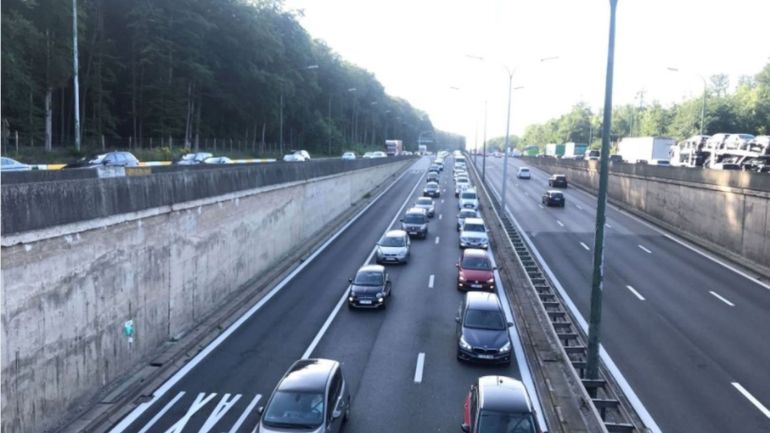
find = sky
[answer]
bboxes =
[285,0,770,147]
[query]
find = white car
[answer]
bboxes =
[203,156,233,164]
[414,197,436,218]
[341,152,356,160]
[372,151,387,158]
[458,189,479,211]
[362,152,374,159]
[459,217,489,249]
[517,167,531,179]
[283,150,310,162]
[1,157,31,171]
[455,178,471,197]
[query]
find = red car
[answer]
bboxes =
[462,376,538,433]
[457,249,495,291]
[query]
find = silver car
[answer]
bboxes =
[415,197,435,218]
[460,217,489,249]
[1,157,31,171]
[457,209,480,231]
[259,359,350,433]
[376,230,411,264]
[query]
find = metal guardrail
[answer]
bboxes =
[470,156,644,433]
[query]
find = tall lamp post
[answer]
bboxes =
[280,64,319,155]
[586,0,619,381]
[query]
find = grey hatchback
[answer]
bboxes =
[258,358,351,433]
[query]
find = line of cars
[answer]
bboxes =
[254,152,539,433]
[516,165,568,208]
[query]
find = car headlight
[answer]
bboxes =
[348,295,355,302]
[499,341,511,353]
[459,336,472,350]
[459,273,466,282]
[487,277,494,284]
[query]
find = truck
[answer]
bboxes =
[564,142,588,159]
[617,137,675,164]
[385,140,403,156]
[522,145,539,156]
[418,144,427,155]
[545,143,565,158]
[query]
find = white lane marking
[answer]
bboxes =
[439,214,443,220]
[428,274,435,288]
[626,285,646,301]
[414,353,426,383]
[606,223,613,229]
[483,177,662,433]
[709,291,735,307]
[579,242,590,251]
[164,392,217,433]
[441,199,445,203]
[199,393,241,433]
[638,244,652,254]
[576,204,584,210]
[108,164,418,433]
[137,392,185,433]
[556,220,564,227]
[732,382,770,419]
[227,394,262,433]
[538,204,544,209]
[435,236,440,245]
[302,171,426,359]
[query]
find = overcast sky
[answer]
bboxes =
[286,0,770,146]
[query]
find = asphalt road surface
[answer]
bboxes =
[479,155,770,433]
[107,157,532,433]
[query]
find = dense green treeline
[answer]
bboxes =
[485,63,770,152]
[1,0,445,156]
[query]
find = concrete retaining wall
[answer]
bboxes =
[0,159,409,433]
[523,158,770,272]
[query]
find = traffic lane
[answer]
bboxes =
[312,169,519,433]
[110,163,427,433]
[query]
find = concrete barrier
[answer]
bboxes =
[0,158,410,433]
[523,157,770,273]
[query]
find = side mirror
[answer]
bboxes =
[493,266,498,270]
[461,424,470,433]
[257,406,264,415]
[399,218,404,222]
[348,278,352,283]
[332,408,343,420]
[455,263,459,268]
[455,316,461,323]
[507,321,514,327]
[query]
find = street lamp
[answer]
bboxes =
[585,0,619,382]
[280,64,319,155]
[667,67,707,136]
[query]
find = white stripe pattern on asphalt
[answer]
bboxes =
[638,244,652,254]
[625,285,646,301]
[579,242,590,251]
[556,220,564,227]
[709,291,735,307]
[428,274,435,288]
[414,353,425,383]
[732,382,770,419]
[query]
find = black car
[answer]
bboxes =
[456,292,512,364]
[427,171,440,183]
[548,174,567,188]
[429,164,442,173]
[542,190,565,207]
[423,181,441,197]
[64,151,140,168]
[348,265,391,309]
[400,207,429,238]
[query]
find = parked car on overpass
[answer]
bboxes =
[175,152,213,165]
[63,151,139,168]
[1,157,31,171]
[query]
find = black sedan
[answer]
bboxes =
[423,181,441,197]
[542,190,565,207]
[348,265,391,309]
[548,174,568,188]
[456,292,512,364]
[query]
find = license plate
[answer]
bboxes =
[471,284,482,289]
[477,354,494,359]
[359,300,372,305]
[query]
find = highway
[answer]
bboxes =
[478,155,770,433]
[106,157,534,433]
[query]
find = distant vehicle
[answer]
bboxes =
[459,217,488,249]
[564,142,588,158]
[341,152,356,160]
[401,207,429,238]
[427,171,440,183]
[203,156,233,164]
[415,197,436,217]
[462,376,537,432]
[348,264,391,309]
[418,144,428,155]
[457,209,480,231]
[456,249,495,292]
[649,159,670,166]
[434,159,444,171]
[1,157,31,171]
[429,163,442,172]
[724,133,754,150]
[584,149,601,160]
[548,174,567,188]
[455,178,471,197]
[617,136,675,164]
[455,155,467,167]
[609,154,623,163]
[456,292,512,364]
[545,143,565,158]
[175,152,213,165]
[259,358,350,433]
[283,150,310,162]
[743,155,770,172]
[711,162,742,170]
[459,189,479,211]
[423,181,441,198]
[748,135,770,154]
[362,152,375,159]
[371,151,387,158]
[517,167,531,179]
[375,230,410,264]
[64,151,139,168]
[542,190,565,207]
[706,133,731,152]
[385,139,403,156]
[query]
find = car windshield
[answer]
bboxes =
[520,168,529,172]
[404,214,426,224]
[354,271,384,286]
[457,179,469,184]
[477,411,536,433]
[461,192,477,200]
[551,193,563,198]
[379,236,405,247]
[459,211,477,218]
[462,256,491,270]
[426,183,438,188]
[262,391,324,429]
[417,198,432,205]
[464,223,485,232]
[464,309,505,330]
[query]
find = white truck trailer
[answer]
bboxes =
[617,137,675,163]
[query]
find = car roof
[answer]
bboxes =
[459,209,477,215]
[278,358,338,392]
[406,207,427,215]
[426,182,439,186]
[464,217,484,225]
[384,229,407,238]
[462,248,490,259]
[465,291,500,310]
[461,189,477,194]
[416,197,432,202]
[477,376,533,414]
[552,174,566,177]
[547,190,563,195]
[358,264,385,273]
[519,166,530,170]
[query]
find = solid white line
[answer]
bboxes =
[302,170,426,360]
[626,285,646,301]
[556,220,564,227]
[484,178,662,433]
[428,274,435,288]
[579,242,590,251]
[576,204,584,210]
[732,382,770,419]
[414,353,425,383]
[638,244,652,254]
[538,204,544,209]
[606,223,613,229]
[136,392,185,433]
[709,291,735,307]
[227,394,262,433]
[441,199,445,203]
[435,236,440,245]
[108,163,418,433]
[439,214,443,220]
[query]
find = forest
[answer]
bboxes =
[1,0,457,159]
